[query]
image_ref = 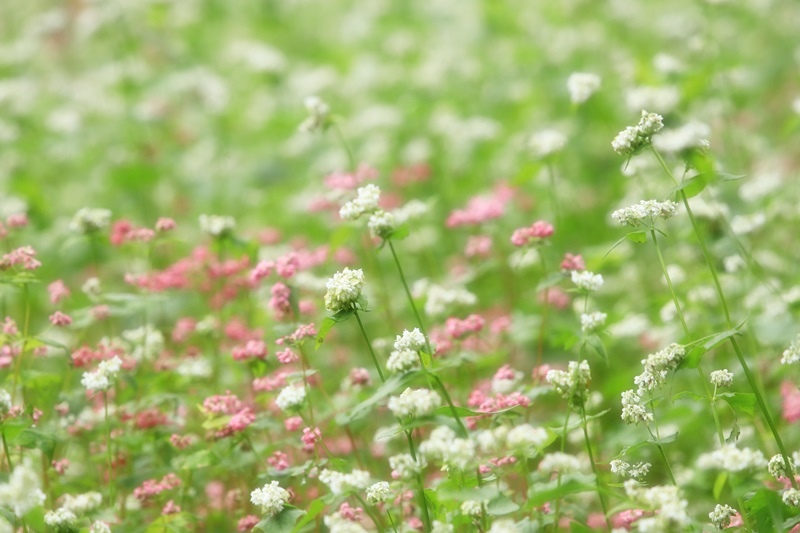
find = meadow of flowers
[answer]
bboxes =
[2,0,800,531]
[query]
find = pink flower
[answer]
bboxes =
[49,311,72,327]
[52,459,69,475]
[133,474,181,501]
[48,280,71,304]
[284,416,303,431]
[170,434,193,449]
[162,500,181,515]
[155,217,177,232]
[91,305,110,320]
[493,364,517,381]
[445,314,485,339]
[446,194,508,228]
[781,381,800,423]
[276,323,317,346]
[0,246,41,270]
[228,408,255,433]
[511,220,554,247]
[238,515,260,532]
[560,253,585,271]
[612,509,646,529]
[276,348,298,364]
[232,340,268,361]
[275,252,300,279]
[465,235,493,258]
[203,392,244,415]
[269,282,292,319]
[268,451,290,471]
[6,213,28,228]
[301,427,322,452]
[3,317,18,335]
[349,368,371,387]
[338,502,362,522]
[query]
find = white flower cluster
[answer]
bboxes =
[0,458,46,517]
[122,324,165,361]
[580,312,607,334]
[505,424,549,455]
[80,356,123,392]
[491,367,523,394]
[386,349,419,374]
[768,454,795,480]
[461,500,484,517]
[620,389,652,426]
[324,511,369,533]
[69,207,112,234]
[389,453,427,479]
[324,267,366,313]
[419,426,475,471]
[275,385,306,412]
[571,270,603,292]
[199,214,236,237]
[782,334,800,365]
[44,507,77,528]
[339,184,381,221]
[611,199,679,227]
[696,445,767,472]
[709,369,733,388]
[538,452,582,474]
[299,95,330,132]
[250,481,290,517]
[90,522,112,533]
[610,459,651,481]
[61,491,102,514]
[367,210,396,239]
[387,388,441,417]
[528,129,567,159]
[709,503,737,530]
[318,469,370,495]
[624,480,690,531]
[653,121,710,155]
[784,488,800,507]
[365,481,391,504]
[415,280,477,317]
[611,110,664,156]
[432,520,455,533]
[567,72,601,104]
[488,519,521,533]
[394,328,426,352]
[475,425,511,455]
[546,360,591,409]
[0,389,11,416]
[634,343,686,394]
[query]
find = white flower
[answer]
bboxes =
[324,268,366,313]
[365,482,391,504]
[621,389,652,426]
[319,469,371,495]
[488,518,521,533]
[709,369,733,388]
[80,356,123,392]
[611,200,679,227]
[339,184,381,221]
[546,360,592,408]
[624,481,690,530]
[299,95,330,132]
[388,453,426,479]
[567,72,601,104]
[89,522,112,533]
[610,459,651,481]
[69,208,111,234]
[709,504,737,530]
[0,389,11,416]
[386,349,419,374]
[571,270,603,292]
[580,312,607,334]
[199,214,236,237]
[387,388,441,418]
[784,488,800,507]
[0,458,46,517]
[505,424,549,452]
[528,129,567,158]
[653,122,711,154]
[538,452,581,474]
[367,210,396,239]
[432,521,454,533]
[768,454,795,480]
[44,507,77,528]
[611,126,640,156]
[82,277,102,299]
[696,445,767,472]
[275,385,306,412]
[393,328,427,352]
[461,500,484,517]
[62,491,102,514]
[250,481,290,517]
[611,110,664,156]
[122,325,165,361]
[420,426,475,470]
[781,334,800,365]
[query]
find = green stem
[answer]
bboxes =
[553,410,571,532]
[354,493,385,533]
[1,424,12,470]
[332,121,356,171]
[648,398,677,486]
[386,510,399,533]
[580,408,611,531]
[405,430,431,531]
[104,391,115,506]
[354,311,385,383]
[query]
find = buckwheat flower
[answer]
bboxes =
[538,452,581,474]
[61,491,102,514]
[275,385,306,412]
[69,208,112,234]
[89,522,111,533]
[580,312,607,334]
[528,129,567,159]
[299,95,330,132]
[768,454,795,480]
[784,488,800,507]
[339,184,381,221]
[710,369,734,388]
[199,214,236,237]
[653,121,711,154]
[0,389,11,416]
[624,481,690,530]
[389,453,427,479]
[80,355,123,392]
[611,199,679,227]
[0,458,46,517]
[696,445,767,472]
[567,72,601,104]
[636,344,686,393]
[386,349,419,374]
[432,521,454,533]
[365,481,391,504]
[44,507,77,528]
[505,424,549,452]
[82,277,102,299]
[621,390,652,426]
[612,126,640,156]
[324,267,366,313]
[612,110,664,156]
[387,388,441,418]
[781,334,800,365]
[319,469,371,495]
[708,504,736,529]
[368,210,396,240]
[250,481,290,517]
[610,459,651,481]
[546,360,592,409]
[488,518,521,533]
[394,328,426,352]
[571,270,603,292]
[461,500,484,517]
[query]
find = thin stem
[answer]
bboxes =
[580,408,611,531]
[11,284,31,404]
[298,349,315,426]
[405,430,431,531]
[354,493,385,532]
[1,424,12,470]
[104,391,115,506]
[386,510,399,533]
[354,311,385,383]
[553,410,571,532]
[648,398,678,486]
[332,121,356,171]
[537,252,549,369]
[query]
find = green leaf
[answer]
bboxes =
[527,474,596,507]
[570,523,595,533]
[718,392,756,416]
[314,317,337,350]
[254,506,306,533]
[626,231,647,244]
[671,174,709,199]
[13,429,57,460]
[713,471,728,500]
[486,492,520,516]
[680,345,705,369]
[336,372,417,425]
[173,449,219,470]
[536,272,565,292]
[202,416,232,430]
[420,350,432,369]
[672,391,705,402]
[648,432,678,445]
[145,512,193,532]
[726,423,741,444]
[1,419,32,442]
[583,334,608,363]
[389,224,410,241]
[746,488,783,532]
[292,499,325,532]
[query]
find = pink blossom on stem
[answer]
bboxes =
[465,235,493,258]
[284,416,303,431]
[511,220,554,247]
[155,217,177,232]
[301,427,322,452]
[48,280,71,304]
[6,213,28,228]
[268,451,290,471]
[276,348,298,364]
[445,314,485,339]
[162,500,181,515]
[238,515,260,532]
[51,459,69,475]
[560,253,585,271]
[49,311,72,327]
[781,381,800,423]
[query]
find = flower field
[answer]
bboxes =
[2,0,800,531]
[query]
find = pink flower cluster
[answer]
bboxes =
[0,246,41,270]
[445,314,485,339]
[560,253,585,271]
[133,473,182,501]
[203,392,244,415]
[301,427,322,452]
[253,370,290,392]
[510,220,554,247]
[468,390,531,413]
[338,502,363,522]
[276,323,317,346]
[110,220,156,246]
[231,340,268,361]
[446,185,515,228]
[324,164,378,190]
[465,235,492,258]
[276,348,298,364]
[48,279,71,304]
[269,282,292,319]
[268,451,290,471]
[781,381,800,423]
